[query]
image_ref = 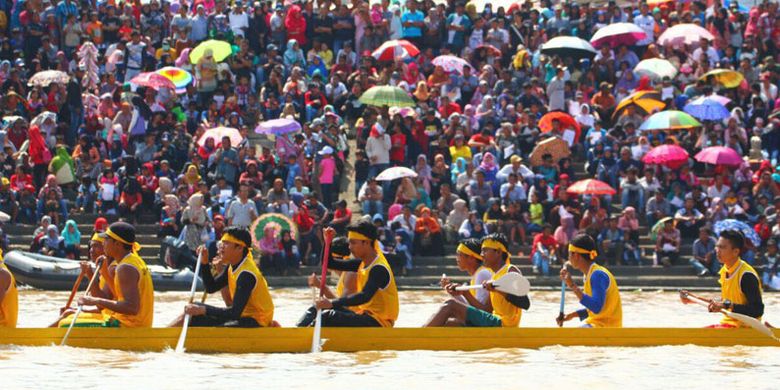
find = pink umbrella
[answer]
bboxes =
[694,146,743,166]
[197,126,243,147]
[642,144,689,169]
[130,72,176,90]
[657,24,715,48]
[590,23,647,48]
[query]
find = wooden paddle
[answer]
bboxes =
[556,262,569,327]
[175,247,205,353]
[455,273,531,296]
[64,270,86,310]
[61,258,103,346]
[311,233,333,353]
[680,290,779,342]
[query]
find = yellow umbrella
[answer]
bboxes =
[700,69,744,89]
[189,40,233,64]
[529,137,571,166]
[612,90,666,119]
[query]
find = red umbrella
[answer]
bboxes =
[694,146,743,166]
[371,39,420,62]
[476,44,502,57]
[539,111,582,143]
[130,72,176,90]
[641,144,689,169]
[567,179,616,196]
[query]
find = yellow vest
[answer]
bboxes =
[112,253,154,327]
[583,263,623,328]
[99,261,117,319]
[470,265,492,300]
[490,263,522,327]
[0,262,18,328]
[354,254,399,327]
[228,257,274,327]
[719,259,762,327]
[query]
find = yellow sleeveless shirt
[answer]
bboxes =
[112,253,154,327]
[490,263,522,327]
[583,263,623,328]
[354,254,399,327]
[99,261,117,319]
[0,261,18,328]
[719,260,762,327]
[470,265,492,300]
[227,257,274,327]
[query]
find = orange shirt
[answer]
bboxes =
[414,216,441,234]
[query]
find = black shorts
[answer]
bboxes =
[189,315,261,328]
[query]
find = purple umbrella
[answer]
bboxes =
[254,118,302,135]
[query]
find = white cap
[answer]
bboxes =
[318,146,334,155]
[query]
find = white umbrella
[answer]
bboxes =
[634,58,678,81]
[375,166,418,181]
[28,70,70,87]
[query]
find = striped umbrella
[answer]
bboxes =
[371,39,420,62]
[590,23,647,48]
[683,97,731,121]
[155,67,194,93]
[639,110,702,131]
[359,85,415,107]
[613,91,666,119]
[566,179,616,196]
[634,59,677,81]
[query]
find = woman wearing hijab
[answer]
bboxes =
[284,5,307,47]
[415,154,433,194]
[159,194,181,238]
[40,224,65,257]
[414,207,445,257]
[61,220,82,260]
[395,177,419,205]
[48,145,76,186]
[181,193,209,252]
[479,152,499,187]
[179,163,202,195]
[283,39,306,69]
[196,48,218,102]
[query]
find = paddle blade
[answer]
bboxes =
[725,311,780,342]
[494,273,531,296]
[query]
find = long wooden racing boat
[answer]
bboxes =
[2,327,778,353]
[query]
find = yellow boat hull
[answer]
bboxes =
[2,327,779,353]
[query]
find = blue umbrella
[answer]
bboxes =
[713,219,762,247]
[684,97,731,121]
[254,118,302,135]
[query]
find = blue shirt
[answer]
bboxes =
[401,10,424,38]
[577,269,609,320]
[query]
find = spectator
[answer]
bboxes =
[655,218,680,267]
[690,228,718,277]
[226,184,258,230]
[530,224,557,276]
[413,207,444,256]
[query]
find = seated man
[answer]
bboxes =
[171,227,275,328]
[77,222,155,327]
[433,238,493,317]
[297,236,358,327]
[306,221,399,327]
[424,234,530,327]
[558,234,623,328]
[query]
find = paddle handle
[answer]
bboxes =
[311,230,334,353]
[61,259,103,346]
[454,284,483,291]
[175,249,205,353]
[318,235,333,297]
[65,270,86,309]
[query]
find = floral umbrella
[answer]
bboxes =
[529,137,571,166]
[684,97,731,121]
[714,219,762,247]
[28,70,70,87]
[431,55,472,74]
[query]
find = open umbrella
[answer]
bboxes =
[634,59,677,81]
[641,144,689,169]
[371,39,420,62]
[713,219,762,247]
[28,70,70,87]
[612,91,666,118]
[432,55,472,74]
[375,166,418,181]
[650,217,675,242]
[694,146,743,166]
[251,213,299,251]
[638,110,702,132]
[189,39,233,64]
[657,24,715,47]
[475,44,502,57]
[700,69,745,89]
[539,111,581,144]
[389,106,417,118]
[529,137,571,166]
[590,23,647,48]
[683,97,731,121]
[155,67,193,93]
[196,126,243,147]
[254,118,302,135]
[359,85,415,107]
[567,179,616,196]
[540,36,597,59]
[130,72,176,90]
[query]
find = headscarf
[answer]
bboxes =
[175,48,192,68]
[94,217,108,233]
[184,164,201,185]
[61,220,82,246]
[416,154,432,181]
[635,75,653,91]
[451,157,468,182]
[480,152,497,171]
[187,192,204,209]
[284,5,307,45]
[284,39,305,67]
[413,81,430,101]
[157,177,173,196]
[447,199,469,229]
[164,194,181,214]
[44,225,62,247]
[50,145,76,185]
[404,62,422,85]
[28,125,52,165]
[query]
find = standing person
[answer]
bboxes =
[171,227,275,328]
[77,222,154,328]
[307,222,399,327]
[424,233,530,327]
[318,146,337,208]
[681,230,764,328]
[558,234,623,328]
[226,184,258,229]
[0,249,17,328]
[401,0,425,48]
[546,67,566,112]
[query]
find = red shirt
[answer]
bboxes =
[438,102,462,118]
[530,233,557,258]
[333,208,352,224]
[390,133,406,163]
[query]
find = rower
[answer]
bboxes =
[172,227,275,327]
[309,221,399,327]
[425,234,530,327]
[681,229,764,328]
[558,234,623,328]
[296,236,357,327]
[0,249,18,328]
[78,222,155,327]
